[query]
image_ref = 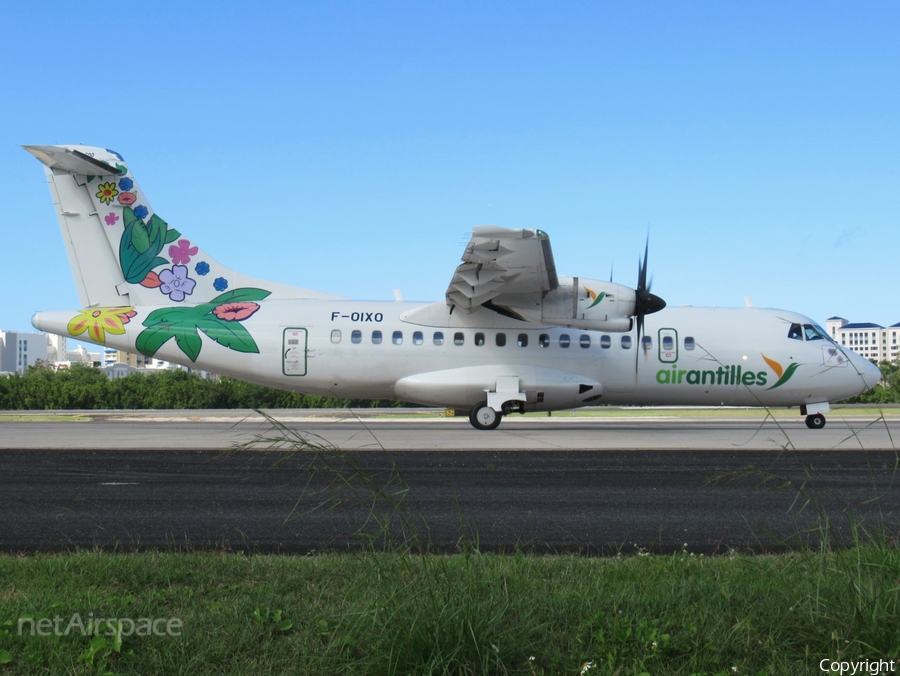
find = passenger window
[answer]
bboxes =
[433,331,444,345]
[372,330,382,344]
[330,330,342,344]
[413,331,423,345]
[496,333,506,347]
[641,336,652,350]
[662,336,674,351]
[684,336,695,350]
[600,335,611,349]
[580,335,591,348]
[559,334,571,348]
[518,333,528,347]
[454,332,464,346]
[475,333,485,346]
[392,331,403,345]
[621,335,632,349]
[788,323,803,341]
[539,334,550,348]
[351,330,362,344]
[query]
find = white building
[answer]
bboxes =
[826,317,900,363]
[0,330,50,374]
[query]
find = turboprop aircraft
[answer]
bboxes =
[25,144,881,430]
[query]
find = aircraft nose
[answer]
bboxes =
[861,358,883,391]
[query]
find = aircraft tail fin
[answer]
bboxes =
[24,144,338,309]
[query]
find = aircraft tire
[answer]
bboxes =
[469,403,502,430]
[805,414,826,429]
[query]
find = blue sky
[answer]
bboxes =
[2,1,898,339]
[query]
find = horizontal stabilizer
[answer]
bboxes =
[24,145,124,176]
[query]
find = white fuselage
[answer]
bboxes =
[33,301,880,412]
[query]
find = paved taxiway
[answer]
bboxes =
[1,410,898,553]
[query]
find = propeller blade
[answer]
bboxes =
[633,236,666,380]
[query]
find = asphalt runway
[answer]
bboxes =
[0,409,898,450]
[1,412,898,554]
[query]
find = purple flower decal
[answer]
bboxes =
[118,177,134,191]
[213,277,228,292]
[158,265,196,302]
[133,205,149,220]
[104,212,119,226]
[169,239,199,265]
[195,261,210,276]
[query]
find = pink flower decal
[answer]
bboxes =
[169,239,199,265]
[104,212,119,226]
[213,302,260,322]
[117,192,137,205]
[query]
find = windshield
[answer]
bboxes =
[803,323,834,342]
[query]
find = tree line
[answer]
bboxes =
[844,359,900,404]
[0,359,897,410]
[0,364,401,410]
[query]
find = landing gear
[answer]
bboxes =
[805,414,826,429]
[469,402,502,430]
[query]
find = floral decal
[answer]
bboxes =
[118,177,134,191]
[118,206,181,285]
[67,307,137,344]
[169,239,198,265]
[117,192,137,205]
[159,265,196,302]
[195,261,210,276]
[136,288,270,362]
[213,277,228,292]
[104,212,119,226]
[133,205,149,219]
[96,182,119,205]
[213,302,260,321]
[140,271,162,288]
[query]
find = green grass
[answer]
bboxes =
[1,548,899,675]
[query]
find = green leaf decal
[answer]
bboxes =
[196,317,260,353]
[136,287,269,362]
[135,324,176,357]
[211,288,273,304]
[165,228,182,244]
[118,208,181,284]
[767,362,801,390]
[146,214,167,244]
[174,326,203,362]
[131,222,151,253]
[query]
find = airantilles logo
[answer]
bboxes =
[584,286,607,309]
[655,354,799,390]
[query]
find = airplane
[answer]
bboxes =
[24,144,881,430]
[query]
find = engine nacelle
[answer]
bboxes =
[502,276,637,332]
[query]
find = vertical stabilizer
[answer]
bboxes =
[24,144,339,308]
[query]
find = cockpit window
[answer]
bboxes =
[803,324,827,341]
[787,323,803,341]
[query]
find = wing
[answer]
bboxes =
[445,226,559,313]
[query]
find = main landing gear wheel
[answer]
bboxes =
[805,414,826,429]
[469,403,502,430]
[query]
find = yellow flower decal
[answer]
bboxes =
[67,307,137,344]
[95,182,119,205]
